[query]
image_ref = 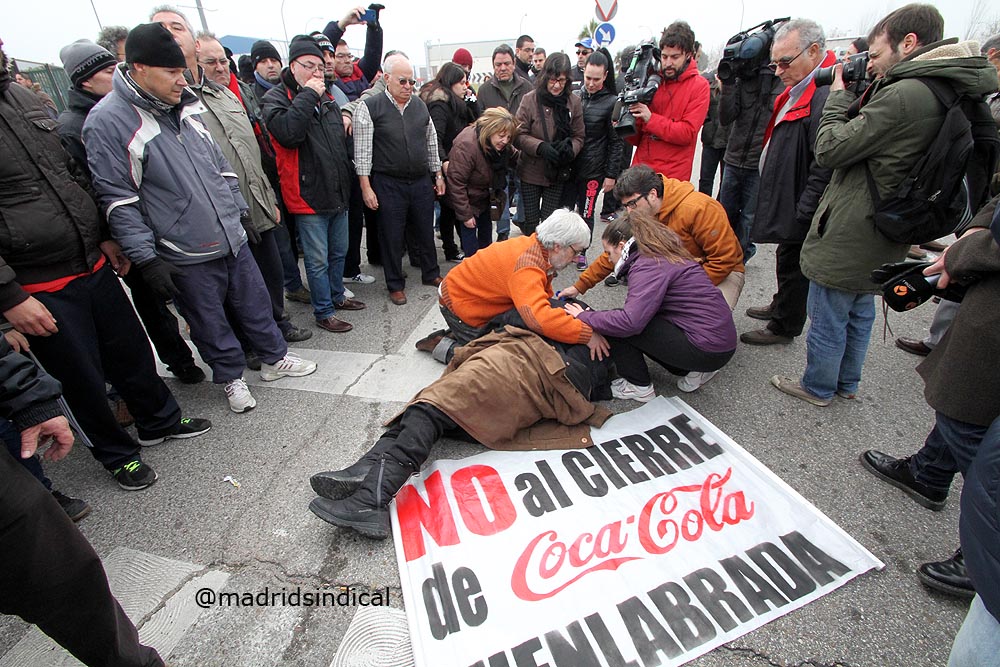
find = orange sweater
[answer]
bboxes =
[440,234,593,344]
[574,175,744,292]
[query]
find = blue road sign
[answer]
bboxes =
[594,22,616,48]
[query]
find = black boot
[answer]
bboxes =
[310,434,398,500]
[917,548,975,598]
[309,455,415,539]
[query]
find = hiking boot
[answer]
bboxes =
[917,549,975,598]
[138,417,212,446]
[308,455,416,539]
[859,450,948,511]
[677,370,718,393]
[225,378,256,413]
[283,325,313,343]
[770,375,831,407]
[169,364,206,384]
[285,286,311,304]
[260,352,318,381]
[52,490,92,522]
[111,460,158,491]
[611,377,655,402]
[310,436,400,500]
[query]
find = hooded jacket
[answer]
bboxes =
[573,175,744,292]
[752,50,836,245]
[801,39,999,293]
[188,70,278,234]
[0,75,105,310]
[262,67,353,216]
[574,86,624,181]
[83,65,249,267]
[420,86,477,161]
[628,64,710,181]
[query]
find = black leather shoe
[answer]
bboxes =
[745,304,774,320]
[917,549,975,599]
[895,336,932,356]
[859,450,948,511]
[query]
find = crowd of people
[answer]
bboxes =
[1,2,1000,665]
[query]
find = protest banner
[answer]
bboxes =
[391,397,883,667]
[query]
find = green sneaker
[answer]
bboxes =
[111,460,158,491]
[138,417,212,446]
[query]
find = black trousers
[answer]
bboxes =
[348,176,382,274]
[0,453,164,666]
[436,201,461,257]
[766,242,809,337]
[29,267,181,469]
[371,173,440,292]
[610,316,735,385]
[379,403,462,472]
[229,229,292,351]
[698,144,726,196]
[520,181,566,235]
[121,269,195,372]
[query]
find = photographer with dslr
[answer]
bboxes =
[771,4,997,407]
[626,21,709,182]
[741,19,836,347]
[716,18,785,262]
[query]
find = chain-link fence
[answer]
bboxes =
[10,59,71,113]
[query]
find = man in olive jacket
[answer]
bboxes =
[771,4,1000,407]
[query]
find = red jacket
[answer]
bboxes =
[628,64,710,181]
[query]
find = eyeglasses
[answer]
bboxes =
[549,76,568,85]
[293,60,325,72]
[570,244,588,255]
[396,77,417,87]
[622,194,648,210]
[200,58,228,67]
[334,53,353,60]
[768,44,813,72]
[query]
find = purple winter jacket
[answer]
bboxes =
[577,251,736,353]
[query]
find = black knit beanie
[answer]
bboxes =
[288,35,323,63]
[250,40,282,67]
[125,23,186,68]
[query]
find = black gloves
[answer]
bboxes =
[555,138,575,162]
[140,257,182,301]
[538,142,561,163]
[240,211,261,245]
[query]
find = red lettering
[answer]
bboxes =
[397,471,460,562]
[451,465,517,537]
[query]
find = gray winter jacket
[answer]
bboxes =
[83,65,249,266]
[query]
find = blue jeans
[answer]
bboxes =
[801,282,876,400]
[949,595,1000,666]
[911,412,988,492]
[296,212,349,321]
[718,164,760,262]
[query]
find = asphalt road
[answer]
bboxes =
[0,224,968,667]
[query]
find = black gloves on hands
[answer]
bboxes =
[538,142,561,163]
[140,257,182,301]
[240,211,261,245]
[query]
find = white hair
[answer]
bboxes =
[774,19,826,51]
[536,209,590,249]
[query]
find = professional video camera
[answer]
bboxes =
[815,51,870,87]
[614,42,661,138]
[717,17,789,83]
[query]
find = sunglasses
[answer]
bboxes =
[396,77,417,86]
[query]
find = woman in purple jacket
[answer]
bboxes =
[564,209,737,401]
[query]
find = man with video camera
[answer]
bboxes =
[771,4,997,408]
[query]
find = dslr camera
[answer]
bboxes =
[614,42,661,138]
[815,51,870,86]
[717,17,789,83]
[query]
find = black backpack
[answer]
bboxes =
[865,77,1000,245]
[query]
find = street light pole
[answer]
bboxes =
[88,0,103,30]
[280,0,290,47]
[194,0,210,32]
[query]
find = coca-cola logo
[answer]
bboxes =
[511,468,754,601]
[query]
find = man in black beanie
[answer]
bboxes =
[251,39,282,100]
[84,23,318,414]
[0,32,211,491]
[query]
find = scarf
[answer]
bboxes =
[538,88,572,141]
[254,71,276,92]
[613,237,637,278]
[123,69,176,114]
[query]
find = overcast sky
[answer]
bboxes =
[4,0,993,68]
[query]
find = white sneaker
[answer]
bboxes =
[260,352,318,381]
[611,377,655,402]
[677,370,718,393]
[343,286,355,299]
[347,273,376,284]
[225,378,256,413]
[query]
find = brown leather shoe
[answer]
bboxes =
[336,297,366,311]
[389,290,407,305]
[422,276,443,287]
[895,336,932,356]
[415,329,449,352]
[740,328,794,345]
[316,316,353,333]
[744,304,774,321]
